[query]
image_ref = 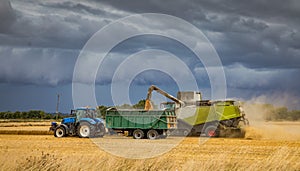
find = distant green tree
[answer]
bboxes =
[287,110,300,121]
[14,111,21,119]
[39,111,45,119]
[44,114,52,119]
[21,111,28,119]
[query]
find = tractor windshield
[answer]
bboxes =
[76,110,85,120]
[76,109,96,120]
[86,109,96,118]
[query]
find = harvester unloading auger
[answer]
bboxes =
[144,85,185,110]
[144,85,249,137]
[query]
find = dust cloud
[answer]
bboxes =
[242,100,300,140]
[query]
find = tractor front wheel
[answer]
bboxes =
[54,126,66,138]
[78,123,91,138]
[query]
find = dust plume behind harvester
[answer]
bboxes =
[144,85,249,137]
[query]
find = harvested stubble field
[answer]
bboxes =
[0,122,300,170]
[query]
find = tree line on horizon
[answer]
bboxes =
[0,100,147,120]
[0,100,300,121]
[0,110,65,120]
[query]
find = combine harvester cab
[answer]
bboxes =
[49,107,106,138]
[105,108,177,139]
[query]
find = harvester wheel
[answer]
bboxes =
[204,125,219,137]
[147,130,159,140]
[78,122,91,138]
[54,126,66,138]
[133,129,144,139]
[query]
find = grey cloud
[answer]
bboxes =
[0,0,16,33]
[196,0,300,24]
[1,0,115,49]
[197,15,269,33]
[195,64,300,109]
[0,47,77,86]
[38,1,126,19]
[224,64,300,90]
[4,0,299,70]
[100,0,300,70]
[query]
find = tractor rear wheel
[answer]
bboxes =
[95,123,105,137]
[54,126,66,138]
[133,129,144,139]
[78,123,91,138]
[147,130,159,140]
[204,125,219,137]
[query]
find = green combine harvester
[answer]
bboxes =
[144,85,249,137]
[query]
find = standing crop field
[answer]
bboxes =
[0,122,300,170]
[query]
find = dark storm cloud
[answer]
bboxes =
[102,0,300,69]
[102,0,300,27]
[0,47,77,86]
[0,0,114,50]
[98,0,300,108]
[3,0,299,69]
[0,0,299,111]
[0,0,116,86]
[0,0,299,99]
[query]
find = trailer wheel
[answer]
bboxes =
[133,129,144,139]
[147,130,159,140]
[54,126,66,138]
[204,125,219,137]
[78,122,91,138]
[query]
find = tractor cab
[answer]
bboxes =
[74,107,97,120]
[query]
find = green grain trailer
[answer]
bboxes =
[105,108,177,139]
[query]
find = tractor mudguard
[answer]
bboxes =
[93,118,104,124]
[59,124,70,134]
[80,118,97,125]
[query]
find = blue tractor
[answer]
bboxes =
[49,107,106,138]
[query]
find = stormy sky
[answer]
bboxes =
[0,0,299,112]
